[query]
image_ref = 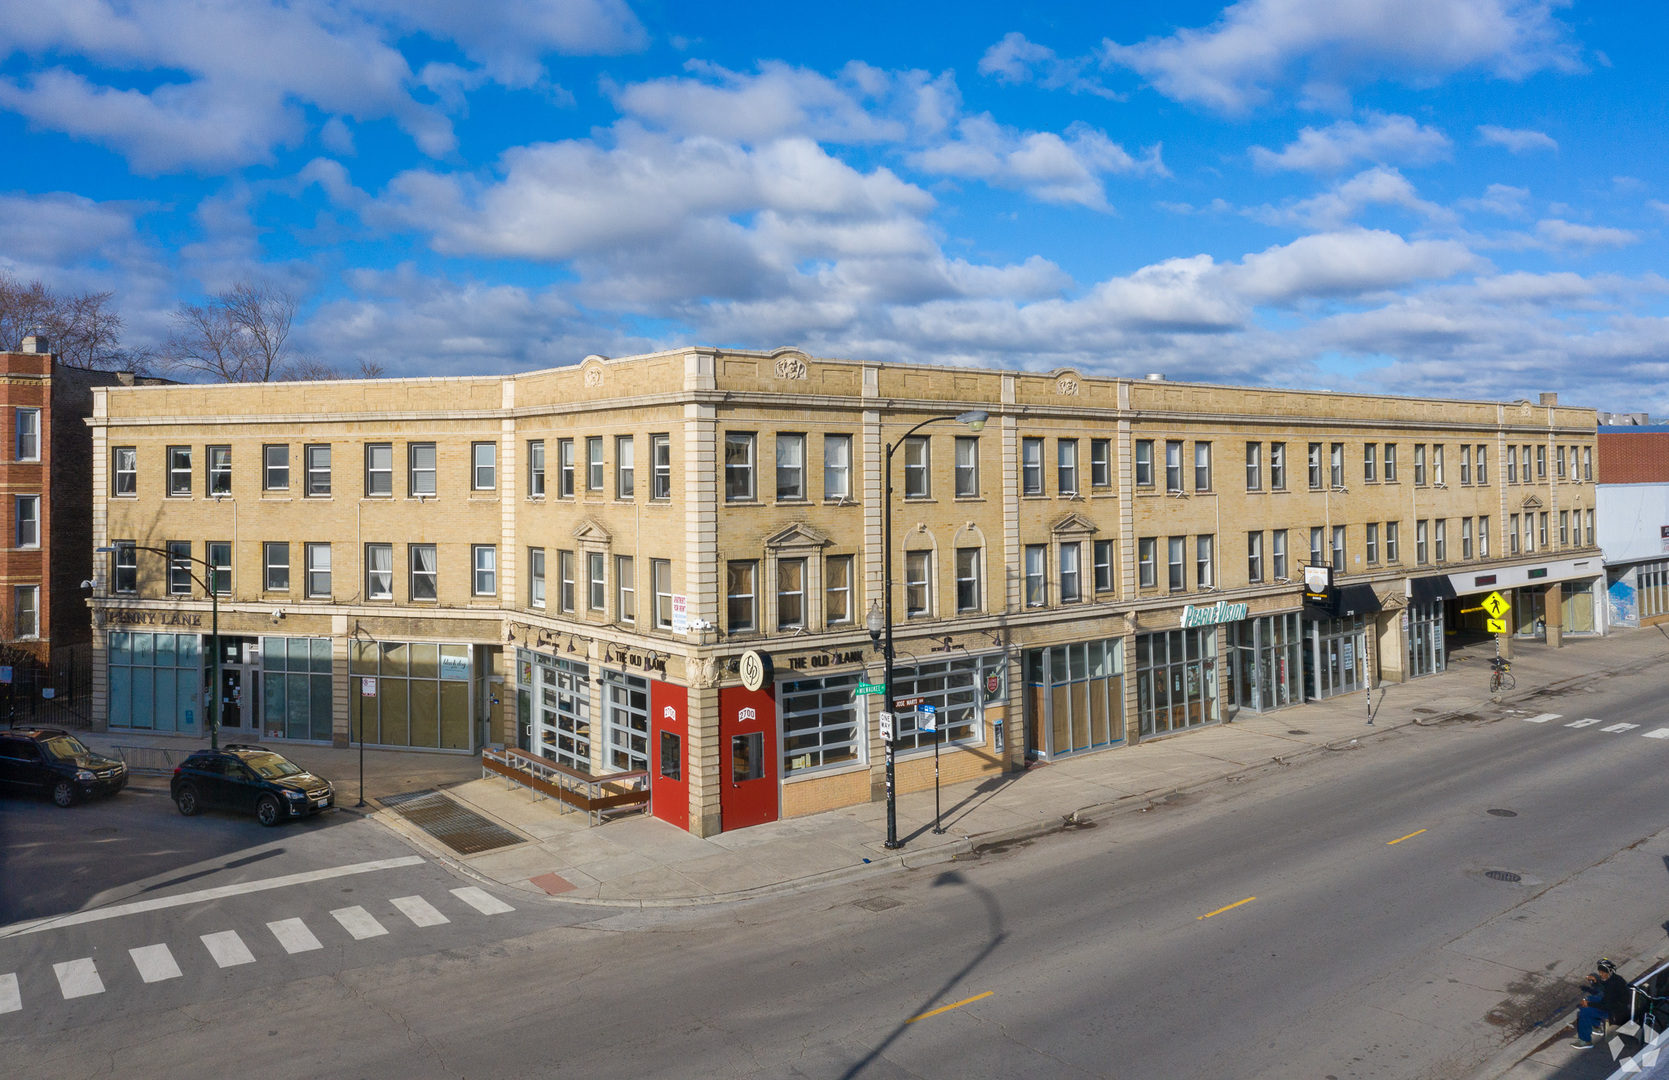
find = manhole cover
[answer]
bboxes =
[1487,809,1519,818]
[855,896,903,912]
[380,790,524,855]
[1485,870,1523,883]
[1287,729,1309,735]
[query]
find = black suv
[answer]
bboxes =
[0,728,128,806]
[171,745,335,826]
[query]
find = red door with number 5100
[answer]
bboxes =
[719,685,777,831]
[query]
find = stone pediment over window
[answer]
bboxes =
[1521,494,1544,510]
[572,518,613,549]
[763,521,831,552]
[1050,512,1099,537]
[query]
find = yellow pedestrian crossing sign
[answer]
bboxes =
[1486,617,1508,633]
[1481,591,1511,619]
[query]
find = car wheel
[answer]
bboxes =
[51,780,77,808]
[256,795,283,827]
[175,784,200,816]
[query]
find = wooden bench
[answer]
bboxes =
[482,746,649,826]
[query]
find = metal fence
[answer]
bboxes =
[1,643,93,730]
[109,744,194,775]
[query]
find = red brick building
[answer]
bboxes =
[1596,428,1669,485]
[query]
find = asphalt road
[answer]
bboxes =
[6,653,1669,1079]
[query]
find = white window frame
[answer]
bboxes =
[823,434,850,499]
[725,433,756,501]
[1059,439,1080,496]
[366,543,393,600]
[306,444,331,496]
[1094,539,1114,593]
[409,543,437,601]
[616,436,635,499]
[1273,529,1288,578]
[587,436,604,491]
[207,445,232,496]
[264,542,289,592]
[904,550,931,616]
[1025,544,1047,606]
[616,554,635,623]
[726,560,756,631]
[13,584,37,638]
[775,433,804,500]
[113,446,137,496]
[473,545,497,597]
[652,558,672,628]
[955,436,979,498]
[588,551,606,611]
[113,541,138,594]
[902,437,930,499]
[559,438,575,497]
[1245,442,1262,490]
[528,440,546,496]
[955,547,981,612]
[651,434,672,500]
[1247,531,1263,583]
[1138,537,1156,588]
[305,542,331,598]
[1022,437,1044,495]
[529,547,546,608]
[1197,535,1215,588]
[1135,440,1154,487]
[168,446,193,496]
[1060,541,1082,602]
[472,441,496,491]
[1195,442,1212,492]
[776,556,805,629]
[1090,439,1112,488]
[263,444,289,491]
[365,443,393,497]
[408,442,436,497]
[14,408,39,461]
[825,554,853,625]
[14,495,38,548]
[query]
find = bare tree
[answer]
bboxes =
[159,281,312,383]
[0,272,134,369]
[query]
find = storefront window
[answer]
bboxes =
[350,639,471,750]
[602,670,649,772]
[1137,629,1218,736]
[1024,639,1123,758]
[1562,581,1596,634]
[1404,603,1443,679]
[517,650,591,772]
[1230,614,1301,712]
[1638,561,1669,620]
[890,655,990,752]
[260,636,334,740]
[781,671,861,775]
[108,632,201,732]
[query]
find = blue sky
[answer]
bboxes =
[1,0,1666,410]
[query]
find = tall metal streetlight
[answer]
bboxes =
[867,409,988,851]
[98,544,224,750]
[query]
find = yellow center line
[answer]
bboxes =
[906,990,994,1024]
[1197,896,1256,920]
[1387,829,1428,845]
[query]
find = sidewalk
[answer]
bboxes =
[366,626,1669,909]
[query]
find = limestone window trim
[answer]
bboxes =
[762,521,831,633]
[951,522,988,615]
[571,517,614,622]
[1049,511,1099,606]
[901,524,939,620]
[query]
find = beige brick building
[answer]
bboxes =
[87,348,1602,835]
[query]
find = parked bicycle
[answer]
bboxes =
[1489,656,1515,693]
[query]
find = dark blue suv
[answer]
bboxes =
[0,728,127,807]
[171,745,334,826]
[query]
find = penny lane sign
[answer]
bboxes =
[100,608,205,628]
[1180,600,1250,628]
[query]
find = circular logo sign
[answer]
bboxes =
[738,649,773,692]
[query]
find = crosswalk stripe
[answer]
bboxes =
[1600,723,1640,733]
[53,958,103,999]
[0,973,19,1014]
[1522,713,1561,723]
[331,906,388,940]
[391,896,449,927]
[129,944,182,984]
[1645,729,1669,740]
[201,930,256,968]
[451,887,515,916]
[267,918,323,954]
[1566,719,1602,728]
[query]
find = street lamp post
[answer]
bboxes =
[867,409,988,851]
[98,544,222,750]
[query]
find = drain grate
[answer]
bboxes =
[380,790,524,855]
[1487,808,1519,818]
[1485,869,1523,883]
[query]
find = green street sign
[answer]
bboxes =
[856,681,886,696]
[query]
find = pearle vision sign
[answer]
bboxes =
[1180,601,1250,628]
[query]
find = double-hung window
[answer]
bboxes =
[823,435,850,499]
[558,551,576,612]
[207,542,231,595]
[1090,439,1111,488]
[725,433,756,501]
[528,548,546,608]
[305,543,331,597]
[559,439,575,497]
[1310,527,1325,567]
[1307,443,1323,489]
[652,559,672,628]
[1247,532,1263,582]
[14,586,37,638]
[1479,516,1491,557]
[776,557,805,629]
[1196,535,1214,588]
[1134,440,1154,487]
[113,541,138,594]
[1476,445,1488,484]
[168,541,192,595]
[651,434,672,499]
[368,444,396,496]
[1506,446,1518,483]
[306,444,331,495]
[1329,443,1343,489]
[616,436,635,499]
[616,555,635,622]
[903,436,930,498]
[168,447,193,496]
[1559,510,1569,546]
[1434,519,1447,561]
[1272,529,1288,579]
[726,561,756,631]
[1363,443,1377,483]
[472,442,496,491]
[1583,446,1592,481]
[1462,518,1474,559]
[1416,520,1429,564]
[14,495,38,548]
[1245,443,1262,490]
[263,445,289,490]
[588,552,606,611]
[409,544,437,600]
[1536,445,1547,479]
[955,437,979,497]
[1166,441,1184,492]
[1366,523,1379,564]
[366,543,393,600]
[113,446,137,495]
[1270,442,1287,489]
[1195,442,1212,491]
[408,444,437,497]
[1021,437,1044,495]
[1138,538,1157,588]
[263,542,289,592]
[1433,445,1445,485]
[1330,526,1344,571]
[905,551,931,616]
[1094,539,1114,593]
[1383,444,1397,482]
[1167,537,1185,591]
[1024,545,1046,606]
[1414,444,1427,486]
[1059,439,1080,495]
[825,555,853,624]
[587,436,604,491]
[956,548,981,611]
[1060,542,1082,602]
[775,434,804,500]
[528,440,546,496]
[207,446,232,496]
[1556,446,1566,479]
[1460,445,1472,485]
[1385,522,1400,562]
[14,408,39,461]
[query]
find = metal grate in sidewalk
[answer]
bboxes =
[379,789,525,855]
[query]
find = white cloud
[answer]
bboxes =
[1250,166,1455,230]
[1102,0,1582,113]
[1226,230,1482,302]
[1533,218,1637,250]
[1457,183,1531,217]
[1477,124,1559,153]
[977,32,1118,98]
[911,116,1166,211]
[1251,113,1451,172]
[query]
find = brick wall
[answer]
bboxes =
[1597,430,1669,484]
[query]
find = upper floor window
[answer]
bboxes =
[905,550,931,616]
[1138,537,1157,588]
[956,548,981,612]
[408,442,437,497]
[366,443,393,497]
[1021,437,1044,495]
[113,541,137,594]
[823,435,850,499]
[305,542,331,598]
[528,440,546,496]
[1460,445,1472,485]
[588,552,606,610]
[1024,545,1046,606]
[168,446,192,496]
[1090,439,1111,488]
[14,408,39,461]
[586,436,604,491]
[1166,537,1185,592]
[1272,529,1288,579]
[207,446,232,496]
[1413,444,1427,486]
[1583,446,1592,481]
[1506,445,1518,483]
[1059,439,1080,496]
[1366,523,1380,564]
[366,543,393,601]
[1094,539,1115,593]
[651,434,672,499]
[902,436,929,498]
[825,554,853,625]
[955,436,979,497]
[306,444,331,496]
[652,558,673,628]
[167,541,192,595]
[777,557,806,629]
[528,548,545,609]
[724,433,755,501]
[1195,442,1213,492]
[472,442,496,490]
[1245,442,1262,491]
[615,555,635,622]
[206,542,232,595]
[1476,445,1488,485]
[1555,445,1566,479]
[1270,442,1286,489]
[1247,531,1264,582]
[1165,441,1184,493]
[113,446,137,496]
[14,495,38,548]
[558,551,576,612]
[1134,440,1153,487]
[1330,526,1344,571]
[726,560,756,631]
[559,438,575,497]
[1197,535,1215,587]
[1307,443,1323,490]
[1432,444,1444,485]
[1061,542,1082,602]
[616,435,635,499]
[264,542,289,592]
[775,433,804,500]
[1329,443,1343,489]
[1535,444,1546,479]
[263,445,289,491]
[1363,442,1377,483]
[472,545,497,597]
[1383,443,1397,483]
[14,585,37,638]
[409,544,437,600]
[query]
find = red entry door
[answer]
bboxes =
[719,685,778,831]
[649,681,688,831]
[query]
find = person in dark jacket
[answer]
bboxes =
[1573,959,1629,1048]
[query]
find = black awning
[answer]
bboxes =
[1334,583,1382,616]
[1409,575,1457,606]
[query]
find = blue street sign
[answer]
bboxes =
[918,702,937,732]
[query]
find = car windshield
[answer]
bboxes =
[40,735,90,759]
[244,753,304,779]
